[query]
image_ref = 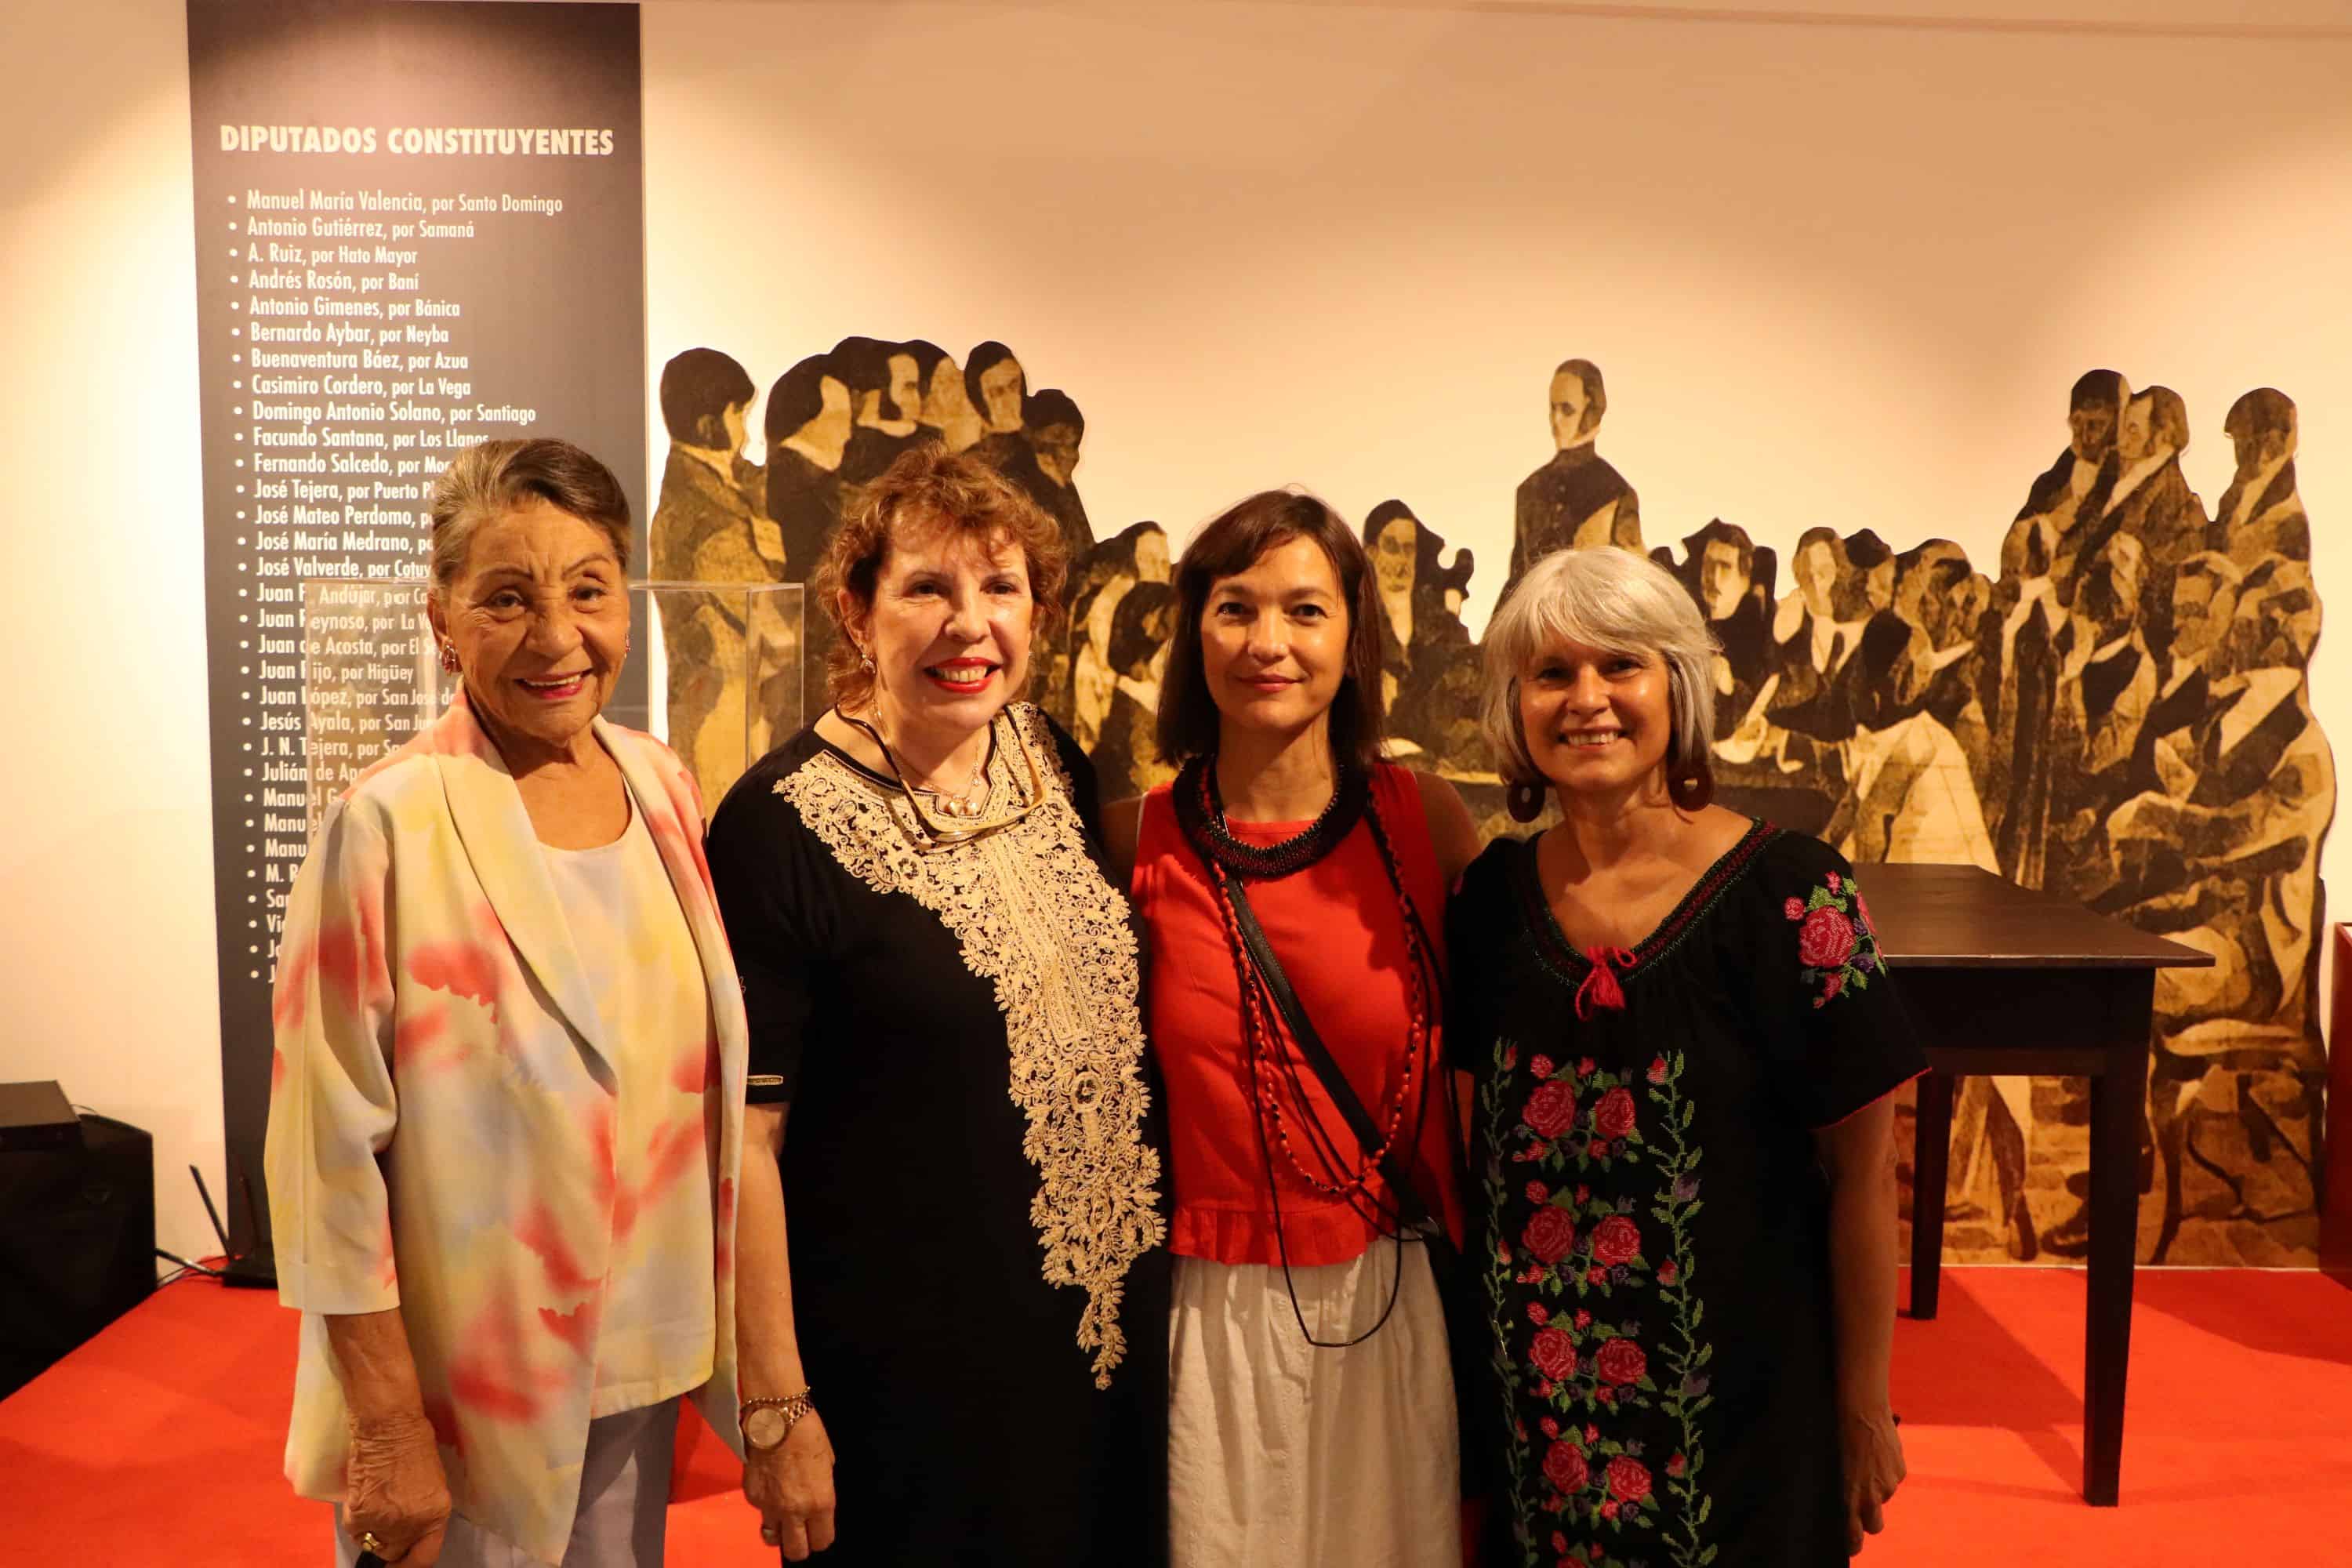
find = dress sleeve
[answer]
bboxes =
[706,776,824,1105]
[1759,837,1929,1129]
[263,797,401,1316]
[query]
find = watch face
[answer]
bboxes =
[746,1407,788,1449]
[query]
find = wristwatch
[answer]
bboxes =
[741,1388,815,1453]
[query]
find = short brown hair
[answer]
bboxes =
[1155,489,1386,771]
[427,438,632,601]
[813,441,1069,711]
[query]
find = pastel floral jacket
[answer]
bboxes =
[264,691,748,1563]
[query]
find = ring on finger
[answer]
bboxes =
[760,1522,782,1544]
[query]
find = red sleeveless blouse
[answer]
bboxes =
[1131,764,1465,1266]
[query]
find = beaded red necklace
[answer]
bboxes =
[1174,756,1441,1212]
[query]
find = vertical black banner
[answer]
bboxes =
[187,1,644,1249]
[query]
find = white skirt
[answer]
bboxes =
[1168,1240,1461,1567]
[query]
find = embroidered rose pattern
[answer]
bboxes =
[1795,906,1855,971]
[1594,1338,1646,1386]
[1589,1214,1642,1268]
[1530,1326,1578,1380]
[1592,1087,1638,1142]
[1524,1080,1580,1139]
[1544,1439,1590,1494]
[1607,1457,1654,1504]
[1788,866,1885,1009]
[1484,1040,1693,1563]
[1525,1207,1579,1264]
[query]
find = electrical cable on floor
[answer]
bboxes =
[155,1247,224,1283]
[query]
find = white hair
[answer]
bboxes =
[1479,546,1720,789]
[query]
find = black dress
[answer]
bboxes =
[706,703,1171,1566]
[1447,822,1925,1568]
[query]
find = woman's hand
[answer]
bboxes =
[746,1411,837,1559]
[343,1412,452,1563]
[1838,1406,1905,1555]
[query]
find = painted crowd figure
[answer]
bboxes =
[1504,358,1643,599]
[649,339,1102,806]
[1659,373,2328,1268]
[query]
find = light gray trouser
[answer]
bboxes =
[333,1398,678,1568]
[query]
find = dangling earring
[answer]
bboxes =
[439,641,461,674]
[1506,778,1546,823]
[858,644,876,673]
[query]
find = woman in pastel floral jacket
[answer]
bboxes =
[267,438,747,1566]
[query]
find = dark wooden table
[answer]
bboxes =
[1858,862,2211,1506]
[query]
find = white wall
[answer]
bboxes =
[5,0,2349,1265]
[649,0,2352,623]
[0,0,219,1261]
[648,0,2352,1019]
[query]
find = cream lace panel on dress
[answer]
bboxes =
[775,704,1167,1386]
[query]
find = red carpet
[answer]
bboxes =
[4,1267,2347,1563]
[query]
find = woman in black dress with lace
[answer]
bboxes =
[1450,546,1924,1568]
[710,446,1168,1565]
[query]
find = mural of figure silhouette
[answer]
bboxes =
[833,336,929,487]
[1668,521,1777,742]
[964,339,1035,481]
[1023,387,1095,566]
[2096,547,2334,1261]
[758,354,853,722]
[1809,535,1994,873]
[2006,368,2128,585]
[648,347,793,811]
[1756,527,1874,820]
[2051,534,2158,878]
[2078,385,2208,659]
[762,354,851,583]
[996,384,1094,726]
[2213,387,2307,568]
[1892,535,2036,1257]
[1089,578,1178,800]
[651,347,766,583]
[1069,521,1171,752]
[919,342,985,452]
[1361,500,1482,773]
[1505,358,1640,597]
[1830,612,1998,871]
[1991,370,2130,886]
[1893,539,1994,793]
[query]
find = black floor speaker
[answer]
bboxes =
[0,1112,156,1399]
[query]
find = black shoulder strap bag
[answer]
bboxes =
[1219,861,1455,1265]
[1213,856,1499,1490]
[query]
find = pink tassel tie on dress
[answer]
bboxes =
[1574,946,1637,1018]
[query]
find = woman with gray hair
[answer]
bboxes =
[266,437,748,1566]
[1448,546,1923,1566]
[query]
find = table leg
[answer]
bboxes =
[1909,1069,1953,1319]
[2083,987,2153,1506]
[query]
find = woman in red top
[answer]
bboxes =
[1105,490,1482,1566]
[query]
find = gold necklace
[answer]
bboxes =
[840,709,1048,848]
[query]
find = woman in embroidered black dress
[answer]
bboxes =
[1450,546,1923,1568]
[709,445,1169,1565]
